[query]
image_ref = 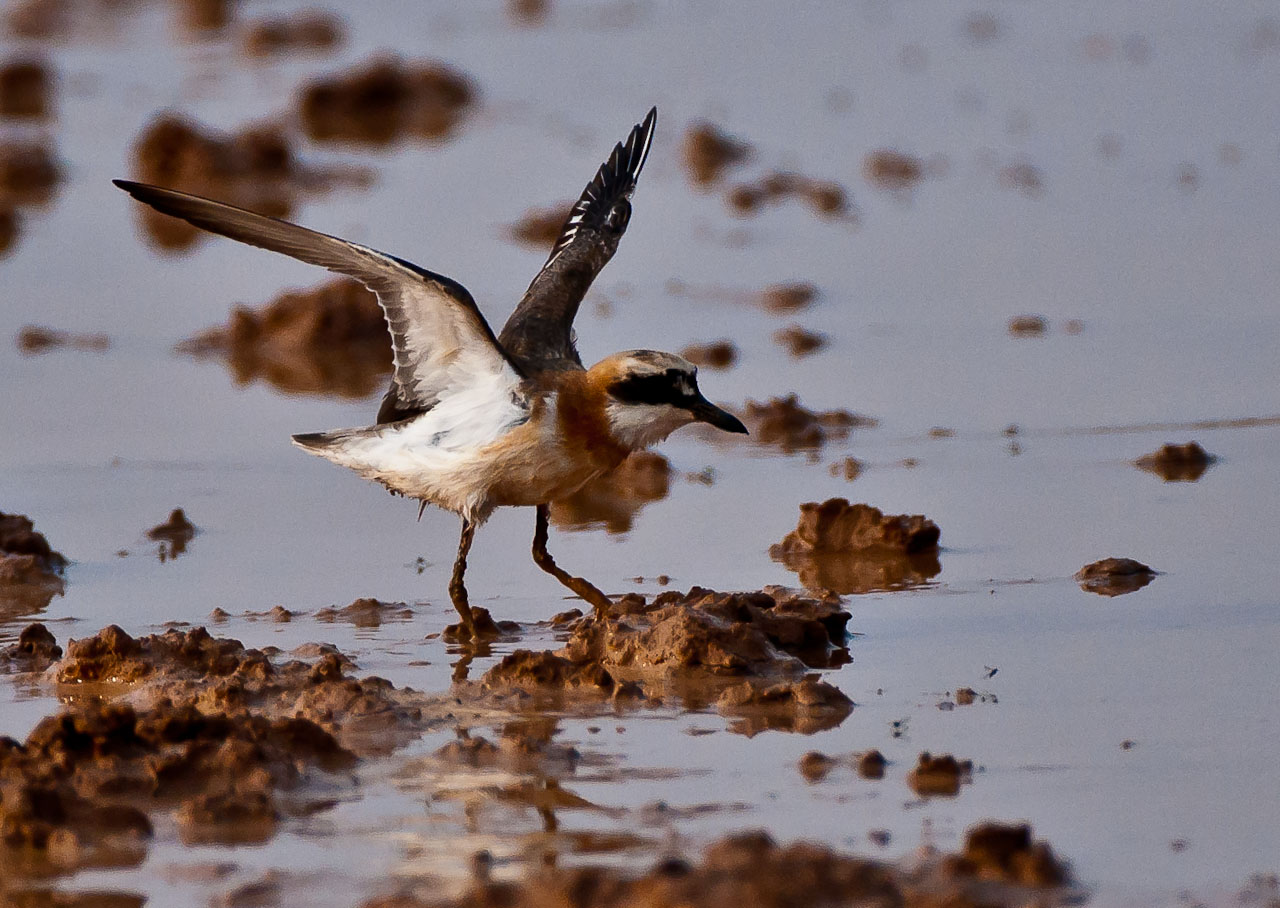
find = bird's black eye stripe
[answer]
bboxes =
[608,368,694,406]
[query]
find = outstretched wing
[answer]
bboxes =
[114,180,523,423]
[498,107,656,374]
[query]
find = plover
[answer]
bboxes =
[115,107,747,638]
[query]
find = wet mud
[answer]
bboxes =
[128,114,362,252]
[241,11,344,58]
[145,509,196,561]
[773,324,827,357]
[679,339,737,370]
[550,452,671,535]
[315,597,414,628]
[363,822,1070,908]
[0,138,60,255]
[509,203,572,249]
[15,327,110,355]
[739,395,874,454]
[1134,441,1216,482]
[0,513,66,618]
[864,150,924,190]
[727,170,852,219]
[1007,315,1048,337]
[297,56,476,146]
[0,58,50,120]
[907,752,974,798]
[1075,558,1157,597]
[176,277,392,397]
[770,499,941,594]
[681,122,752,186]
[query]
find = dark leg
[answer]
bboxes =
[449,517,478,638]
[531,504,612,615]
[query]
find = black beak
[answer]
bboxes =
[688,395,749,434]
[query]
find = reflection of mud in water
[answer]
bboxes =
[146,508,196,561]
[774,548,942,595]
[0,512,66,620]
[1075,557,1156,597]
[770,499,941,593]
[550,452,671,535]
[1134,441,1216,482]
[177,278,392,398]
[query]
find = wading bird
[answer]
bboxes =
[116,108,746,639]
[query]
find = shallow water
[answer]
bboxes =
[3,1,1280,904]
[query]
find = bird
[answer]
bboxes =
[114,107,747,640]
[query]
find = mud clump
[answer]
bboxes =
[739,395,873,454]
[1134,441,1216,482]
[52,625,427,754]
[717,675,853,736]
[0,140,60,206]
[682,122,752,186]
[177,277,392,398]
[1075,557,1156,597]
[369,825,1073,908]
[857,749,886,779]
[551,451,671,535]
[908,752,973,797]
[481,651,625,700]
[797,750,837,782]
[760,281,818,312]
[298,56,475,146]
[0,623,62,673]
[773,324,827,357]
[1008,314,1048,336]
[727,170,851,219]
[129,114,358,252]
[316,597,413,628]
[0,698,353,875]
[16,325,110,354]
[146,509,196,560]
[829,456,864,482]
[679,339,737,370]
[241,11,344,58]
[944,822,1068,886]
[771,500,941,594]
[864,150,923,190]
[509,203,571,249]
[1,512,67,617]
[0,203,15,255]
[0,58,51,120]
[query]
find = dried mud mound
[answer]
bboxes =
[550,452,671,535]
[298,56,475,146]
[52,625,429,754]
[177,277,392,397]
[1,512,67,618]
[128,113,358,252]
[1075,557,1156,597]
[366,823,1070,908]
[316,597,413,628]
[0,623,62,674]
[771,500,941,594]
[739,395,874,454]
[477,587,852,733]
[1134,441,1216,482]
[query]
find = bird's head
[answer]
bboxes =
[589,350,748,451]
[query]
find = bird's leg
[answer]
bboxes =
[531,504,613,616]
[449,517,478,638]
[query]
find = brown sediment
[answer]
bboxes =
[679,340,737,370]
[128,113,367,252]
[955,687,977,706]
[0,58,51,120]
[797,750,837,782]
[0,140,60,206]
[1075,557,1156,597]
[364,824,1071,908]
[507,0,549,26]
[315,597,413,628]
[0,623,62,673]
[146,509,196,560]
[297,56,475,146]
[907,752,973,797]
[682,122,752,186]
[727,170,852,219]
[509,202,571,248]
[716,675,852,736]
[176,277,392,397]
[857,749,886,779]
[773,324,827,357]
[177,0,232,34]
[1008,314,1048,336]
[1,513,67,617]
[864,150,923,190]
[761,281,818,312]
[241,11,344,57]
[1134,441,1216,482]
[16,326,110,354]
[828,456,863,481]
[771,500,941,594]
[551,452,671,535]
[738,395,874,454]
